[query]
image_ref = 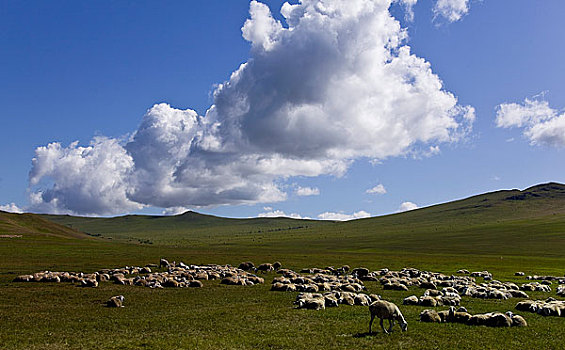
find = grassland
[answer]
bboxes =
[1,183,565,349]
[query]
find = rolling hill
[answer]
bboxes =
[41,210,328,245]
[0,210,92,240]
[34,182,565,257]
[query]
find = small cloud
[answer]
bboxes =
[295,186,320,197]
[433,0,471,23]
[0,203,24,214]
[496,95,565,147]
[317,210,371,221]
[263,206,273,211]
[427,145,441,156]
[366,184,387,195]
[397,201,418,212]
[493,176,501,181]
[258,209,305,219]
[506,138,515,143]
[162,206,190,215]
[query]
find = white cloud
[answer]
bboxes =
[162,206,190,216]
[398,201,418,212]
[496,96,565,147]
[433,0,470,23]
[0,203,24,214]
[395,0,418,21]
[28,0,474,215]
[366,184,387,195]
[257,209,305,219]
[317,210,371,221]
[295,186,320,196]
[28,137,142,216]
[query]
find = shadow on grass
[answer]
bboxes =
[352,332,379,338]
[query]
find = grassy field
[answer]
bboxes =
[1,183,565,349]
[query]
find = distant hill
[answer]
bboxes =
[37,182,565,256]
[41,210,326,245]
[0,211,91,240]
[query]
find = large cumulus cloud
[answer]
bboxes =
[28,0,474,215]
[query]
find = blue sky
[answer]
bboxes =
[1,0,565,219]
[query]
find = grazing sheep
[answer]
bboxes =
[106,295,124,308]
[159,258,170,268]
[515,272,525,276]
[272,261,282,271]
[369,300,408,334]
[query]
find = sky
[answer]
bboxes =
[1,0,565,220]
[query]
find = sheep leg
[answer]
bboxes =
[369,314,375,334]
[388,319,394,333]
[380,318,388,334]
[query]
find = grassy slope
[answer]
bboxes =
[42,210,327,245]
[0,211,92,240]
[1,183,565,349]
[40,182,565,258]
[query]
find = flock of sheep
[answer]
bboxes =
[12,259,565,334]
[13,258,267,290]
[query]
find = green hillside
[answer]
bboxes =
[42,210,326,245]
[0,210,92,240]
[40,182,565,258]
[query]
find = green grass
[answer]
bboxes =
[1,182,565,349]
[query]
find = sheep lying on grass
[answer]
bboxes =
[294,293,326,310]
[516,298,565,317]
[520,282,551,292]
[369,300,408,334]
[293,291,378,309]
[14,261,265,290]
[106,295,124,308]
[526,274,565,284]
[269,269,366,294]
[238,261,255,271]
[420,307,527,327]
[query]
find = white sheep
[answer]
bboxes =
[369,300,408,334]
